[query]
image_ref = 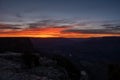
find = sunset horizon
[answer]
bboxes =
[0,25,120,38]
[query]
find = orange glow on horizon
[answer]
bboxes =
[0,27,120,38]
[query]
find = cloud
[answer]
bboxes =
[0,23,24,33]
[0,19,120,38]
[101,24,120,30]
[63,29,120,34]
[0,24,21,29]
[28,19,74,29]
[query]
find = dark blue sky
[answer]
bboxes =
[0,0,120,22]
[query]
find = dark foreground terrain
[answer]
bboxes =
[0,52,76,80]
[0,37,120,80]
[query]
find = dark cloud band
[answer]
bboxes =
[63,29,120,34]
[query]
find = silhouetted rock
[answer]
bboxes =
[0,37,40,69]
[108,64,120,80]
[21,52,40,69]
[0,37,35,53]
[51,54,81,80]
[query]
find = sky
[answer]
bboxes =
[0,0,120,38]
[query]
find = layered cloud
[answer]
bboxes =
[101,24,120,30]
[0,19,120,38]
[63,27,120,34]
[0,24,21,29]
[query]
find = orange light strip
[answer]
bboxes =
[0,27,120,38]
